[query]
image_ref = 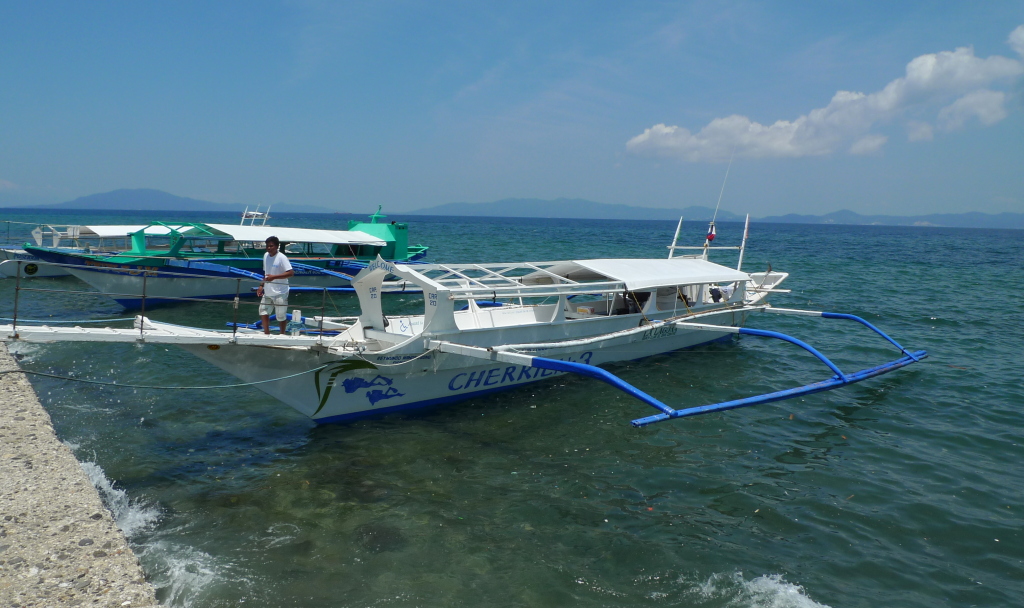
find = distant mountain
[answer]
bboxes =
[6,189,1019,229]
[758,209,1024,229]
[20,188,335,214]
[409,198,745,221]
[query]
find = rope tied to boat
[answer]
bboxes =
[0,363,331,390]
[629,291,652,326]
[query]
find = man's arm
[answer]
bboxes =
[265,269,294,281]
[257,263,294,296]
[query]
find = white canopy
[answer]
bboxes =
[81,225,182,237]
[34,223,386,246]
[203,224,386,246]
[524,258,749,290]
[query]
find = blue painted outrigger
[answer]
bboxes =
[519,308,926,427]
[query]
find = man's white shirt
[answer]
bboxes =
[262,251,293,298]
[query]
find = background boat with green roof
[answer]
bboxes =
[23,208,428,308]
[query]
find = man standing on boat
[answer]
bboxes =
[257,236,294,335]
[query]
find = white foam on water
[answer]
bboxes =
[5,341,40,359]
[78,461,257,606]
[690,572,831,608]
[254,522,301,549]
[79,460,161,538]
[139,539,254,608]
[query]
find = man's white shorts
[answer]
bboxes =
[260,294,288,318]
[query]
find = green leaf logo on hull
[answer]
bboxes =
[313,360,379,416]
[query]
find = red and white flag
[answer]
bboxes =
[706,223,716,242]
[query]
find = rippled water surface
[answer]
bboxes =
[2,210,1023,607]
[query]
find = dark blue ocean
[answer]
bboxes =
[2,209,1022,607]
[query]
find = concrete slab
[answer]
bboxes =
[0,343,159,607]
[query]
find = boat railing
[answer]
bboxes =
[444,280,627,301]
[4,259,344,342]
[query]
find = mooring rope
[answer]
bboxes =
[0,364,330,389]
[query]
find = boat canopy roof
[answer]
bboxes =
[521,258,749,290]
[80,225,183,237]
[202,224,386,246]
[66,224,385,246]
[354,257,749,301]
[103,222,387,246]
[351,256,756,334]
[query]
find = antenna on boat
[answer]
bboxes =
[704,152,734,260]
[369,205,385,223]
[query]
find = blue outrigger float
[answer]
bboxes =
[1,216,926,427]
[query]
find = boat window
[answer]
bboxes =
[565,294,611,318]
[681,284,701,306]
[355,245,381,257]
[626,291,651,314]
[655,287,680,312]
[708,283,736,303]
[606,291,651,315]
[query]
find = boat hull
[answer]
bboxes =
[27,249,421,308]
[181,307,748,423]
[0,249,71,278]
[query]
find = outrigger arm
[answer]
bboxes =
[429,308,926,427]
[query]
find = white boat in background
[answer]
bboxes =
[0,223,143,278]
[240,205,271,225]
[22,208,429,307]
[1,217,927,427]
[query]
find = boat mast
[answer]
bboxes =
[704,153,734,260]
[667,217,683,259]
[737,213,750,271]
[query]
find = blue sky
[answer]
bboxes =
[1,1,1022,216]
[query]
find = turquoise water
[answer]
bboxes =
[2,211,1023,607]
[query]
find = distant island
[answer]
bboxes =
[408,198,1024,229]
[756,209,1024,229]
[2,188,1021,229]
[406,198,746,222]
[13,188,336,215]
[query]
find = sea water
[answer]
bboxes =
[1,210,1022,607]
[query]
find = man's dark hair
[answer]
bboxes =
[266,236,280,247]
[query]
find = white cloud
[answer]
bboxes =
[938,89,1008,130]
[1011,25,1024,58]
[907,121,934,142]
[849,134,888,155]
[628,25,1024,161]
[0,179,17,190]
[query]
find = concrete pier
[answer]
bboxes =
[0,343,159,607]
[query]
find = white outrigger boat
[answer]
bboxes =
[0,218,927,427]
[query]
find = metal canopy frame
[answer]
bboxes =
[388,260,743,302]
